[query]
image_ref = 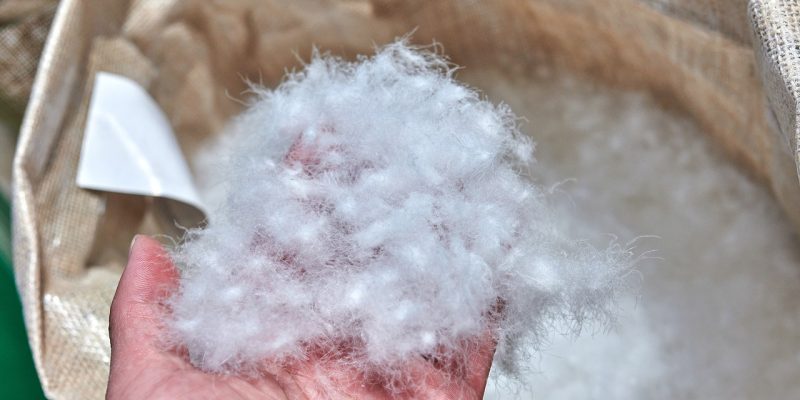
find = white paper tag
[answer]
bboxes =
[77,72,207,218]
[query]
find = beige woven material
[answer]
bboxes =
[0,0,56,193]
[750,0,800,201]
[0,0,57,114]
[12,0,800,398]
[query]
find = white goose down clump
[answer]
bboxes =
[168,42,633,382]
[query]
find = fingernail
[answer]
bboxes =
[129,234,141,258]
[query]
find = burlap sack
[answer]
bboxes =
[0,0,56,114]
[12,0,800,398]
[0,0,56,195]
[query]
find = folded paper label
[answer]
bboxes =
[77,72,207,218]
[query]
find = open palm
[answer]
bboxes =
[107,235,495,399]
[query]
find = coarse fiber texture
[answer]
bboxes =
[168,42,633,386]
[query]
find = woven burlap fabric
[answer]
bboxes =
[0,0,57,195]
[750,0,800,204]
[12,0,800,398]
[0,0,57,114]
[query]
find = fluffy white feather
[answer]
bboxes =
[167,41,633,386]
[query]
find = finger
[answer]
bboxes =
[462,301,503,394]
[109,235,178,357]
[116,235,178,305]
[464,331,496,396]
[410,331,497,399]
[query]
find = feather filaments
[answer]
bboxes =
[167,41,633,387]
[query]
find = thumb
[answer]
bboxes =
[109,235,178,369]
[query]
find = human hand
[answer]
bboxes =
[107,235,496,399]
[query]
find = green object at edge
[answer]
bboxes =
[0,193,47,399]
